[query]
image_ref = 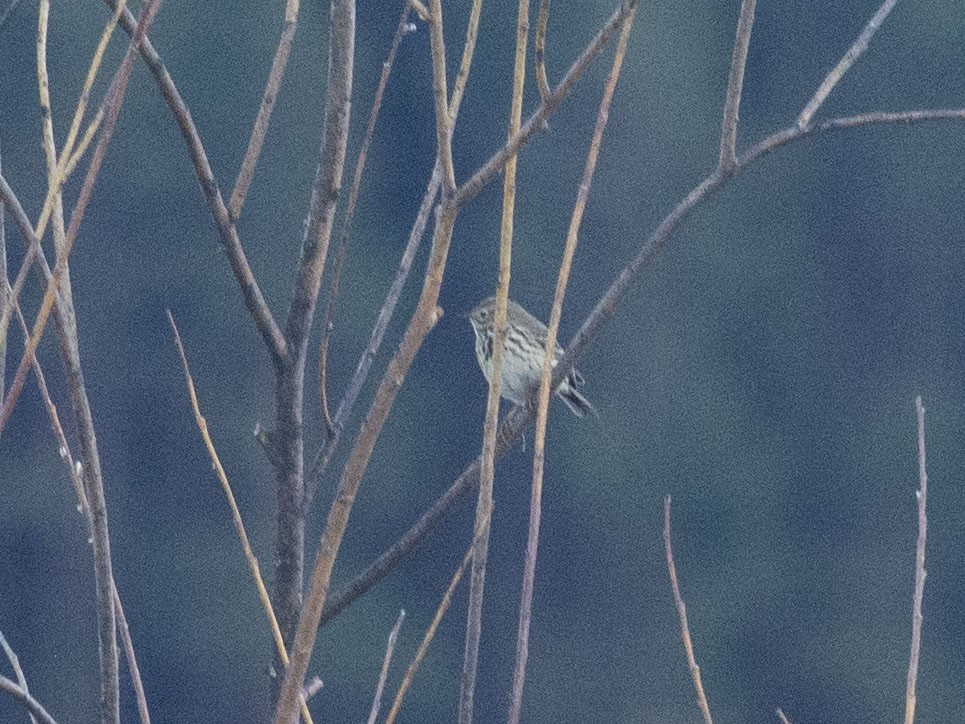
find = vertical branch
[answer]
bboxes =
[271,0,460,710]
[508,10,635,722]
[319,3,413,432]
[22,4,163,722]
[664,497,714,724]
[308,0,483,502]
[366,610,405,724]
[534,0,551,102]
[460,0,529,719]
[718,0,756,173]
[904,395,928,724]
[0,147,6,404]
[272,0,354,671]
[427,0,456,194]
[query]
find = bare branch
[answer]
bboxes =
[104,0,288,366]
[229,0,300,219]
[112,588,151,724]
[427,0,456,193]
[168,311,312,723]
[366,610,405,724]
[664,497,713,724]
[0,675,58,724]
[719,0,757,172]
[535,0,551,102]
[460,0,531,708]
[509,11,635,722]
[319,2,413,434]
[798,0,900,128]
[386,523,482,724]
[454,0,637,209]
[904,395,928,724]
[308,0,483,503]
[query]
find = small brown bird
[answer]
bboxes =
[468,296,595,418]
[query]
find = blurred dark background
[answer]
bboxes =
[1,1,964,722]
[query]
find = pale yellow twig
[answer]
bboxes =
[167,312,312,724]
[386,518,484,724]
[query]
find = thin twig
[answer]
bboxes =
[167,312,312,724]
[366,610,406,724]
[798,0,900,128]
[386,522,482,724]
[319,2,413,433]
[664,497,713,724]
[0,675,57,724]
[454,0,637,209]
[308,167,440,502]
[105,0,288,366]
[229,0,300,219]
[307,0,484,504]
[719,0,757,172]
[0,0,26,32]
[0,631,34,724]
[7,279,148,724]
[461,0,529,714]
[427,0,456,194]
[509,10,635,722]
[272,0,464,710]
[534,0,551,102]
[463,29,519,724]
[112,587,150,724]
[904,395,928,724]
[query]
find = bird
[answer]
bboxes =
[468,296,595,418]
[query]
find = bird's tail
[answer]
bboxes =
[557,385,596,419]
